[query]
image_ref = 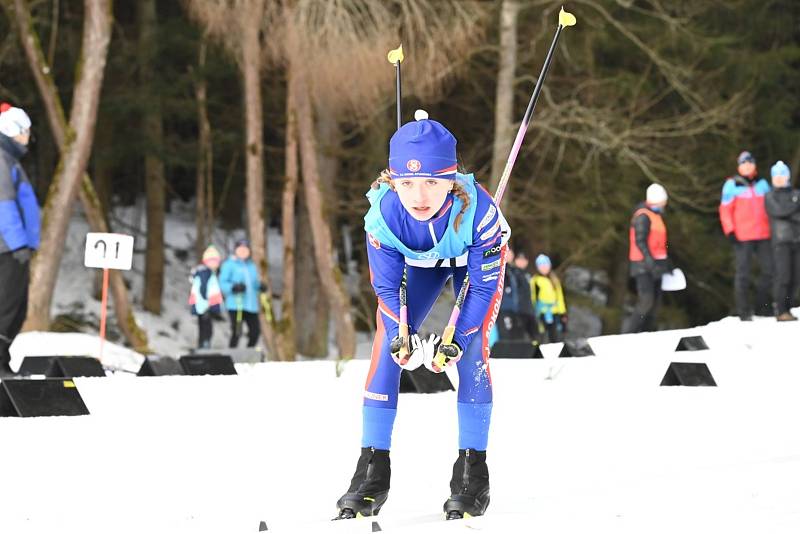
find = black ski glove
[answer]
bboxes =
[231,282,246,294]
[259,281,269,294]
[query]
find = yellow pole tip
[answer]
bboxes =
[387,44,404,64]
[559,7,577,27]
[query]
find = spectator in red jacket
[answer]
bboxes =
[719,151,773,320]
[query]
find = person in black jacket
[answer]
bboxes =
[764,161,800,321]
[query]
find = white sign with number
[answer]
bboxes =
[84,233,134,270]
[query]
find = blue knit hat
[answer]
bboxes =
[771,160,791,179]
[388,110,457,179]
[535,254,551,268]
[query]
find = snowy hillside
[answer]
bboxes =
[1,316,799,533]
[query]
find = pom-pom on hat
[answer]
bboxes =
[646,183,668,204]
[771,160,791,179]
[202,245,221,265]
[0,104,31,138]
[535,254,551,268]
[388,109,457,179]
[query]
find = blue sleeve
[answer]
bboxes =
[453,189,505,351]
[0,200,27,250]
[0,165,27,251]
[17,181,40,249]
[755,178,771,196]
[366,233,404,342]
[720,179,738,205]
[218,260,234,296]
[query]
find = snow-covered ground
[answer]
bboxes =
[1,315,800,533]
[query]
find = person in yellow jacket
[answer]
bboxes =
[531,254,567,343]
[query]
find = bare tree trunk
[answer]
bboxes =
[22,0,113,331]
[279,71,298,361]
[489,0,519,209]
[295,102,341,358]
[193,37,213,260]
[8,0,149,351]
[240,4,286,361]
[294,198,328,356]
[291,62,356,359]
[139,0,165,314]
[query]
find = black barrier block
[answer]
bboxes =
[558,339,595,358]
[49,356,106,378]
[18,356,58,376]
[399,366,453,394]
[660,362,717,387]
[179,355,237,375]
[138,356,184,376]
[675,336,709,351]
[0,378,90,417]
[491,340,539,359]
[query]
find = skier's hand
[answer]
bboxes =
[389,334,409,366]
[231,282,246,294]
[12,247,31,264]
[400,334,426,371]
[425,335,462,373]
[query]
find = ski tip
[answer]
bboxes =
[371,520,382,532]
[258,520,268,531]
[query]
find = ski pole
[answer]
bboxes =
[435,7,576,369]
[236,293,243,343]
[387,44,411,365]
[387,44,404,130]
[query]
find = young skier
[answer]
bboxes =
[531,254,567,343]
[188,245,224,348]
[336,111,510,520]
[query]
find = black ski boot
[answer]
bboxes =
[443,448,490,520]
[334,447,390,520]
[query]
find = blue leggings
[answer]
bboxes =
[362,265,502,451]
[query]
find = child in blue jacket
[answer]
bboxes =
[336,111,510,520]
[188,245,224,348]
[218,239,265,348]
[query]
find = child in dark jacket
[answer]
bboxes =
[188,245,224,347]
[764,161,800,321]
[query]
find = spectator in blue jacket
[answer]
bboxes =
[0,105,39,377]
[218,239,266,348]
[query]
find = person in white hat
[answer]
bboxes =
[623,183,670,333]
[0,103,39,376]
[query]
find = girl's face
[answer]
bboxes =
[538,263,551,276]
[394,178,454,221]
[235,245,251,260]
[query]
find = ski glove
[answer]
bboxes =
[12,247,31,264]
[231,283,246,294]
[424,335,462,373]
[259,282,269,294]
[389,334,409,366]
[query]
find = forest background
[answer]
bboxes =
[0,0,798,361]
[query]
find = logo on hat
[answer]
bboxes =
[406,159,421,172]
